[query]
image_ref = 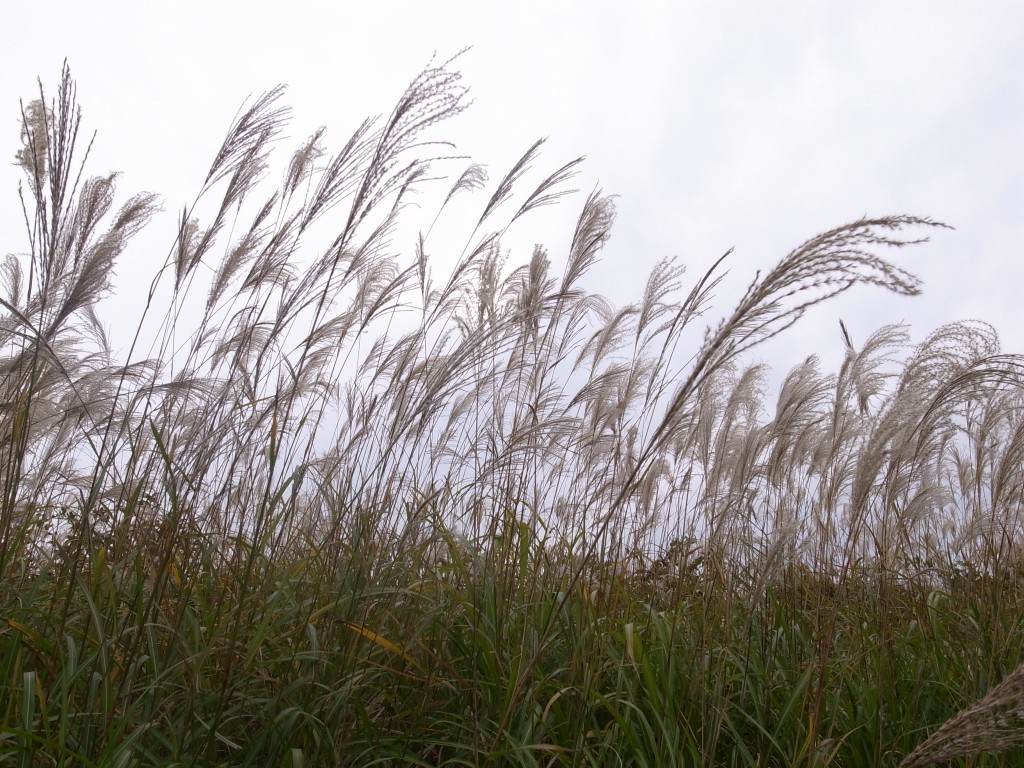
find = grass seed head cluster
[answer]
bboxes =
[1,59,1023,766]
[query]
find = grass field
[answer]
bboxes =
[2,59,1023,767]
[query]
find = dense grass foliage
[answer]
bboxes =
[2,60,1024,766]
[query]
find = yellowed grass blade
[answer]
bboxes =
[342,621,421,670]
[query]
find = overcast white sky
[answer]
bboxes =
[3,2,1023,390]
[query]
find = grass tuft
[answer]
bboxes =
[2,58,1023,766]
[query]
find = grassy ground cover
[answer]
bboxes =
[2,59,1024,766]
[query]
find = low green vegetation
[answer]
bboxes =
[2,60,1023,766]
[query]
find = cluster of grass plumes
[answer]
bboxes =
[2,60,1024,766]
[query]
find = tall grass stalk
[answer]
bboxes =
[1,59,1023,766]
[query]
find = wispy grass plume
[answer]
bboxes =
[2,59,1022,767]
